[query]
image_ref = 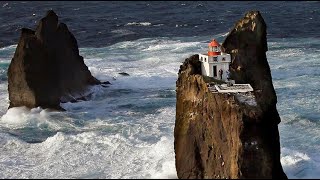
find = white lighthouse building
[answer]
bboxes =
[199,39,231,81]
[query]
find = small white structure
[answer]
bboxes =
[199,39,231,81]
[214,84,254,93]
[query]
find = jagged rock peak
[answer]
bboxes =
[7,10,102,110]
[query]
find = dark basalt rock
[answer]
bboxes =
[7,10,101,110]
[174,11,287,179]
[118,72,130,76]
[101,81,111,87]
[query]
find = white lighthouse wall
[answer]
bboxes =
[217,54,231,63]
[201,62,208,76]
[199,54,211,76]
[211,62,229,80]
[199,54,230,80]
[208,64,213,77]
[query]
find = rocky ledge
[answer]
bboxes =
[174,11,287,179]
[7,10,108,110]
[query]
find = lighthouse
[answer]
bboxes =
[199,39,231,81]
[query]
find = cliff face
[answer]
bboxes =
[7,10,101,110]
[174,11,287,179]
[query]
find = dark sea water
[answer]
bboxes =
[0,1,319,178]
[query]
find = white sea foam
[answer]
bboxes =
[125,22,152,26]
[1,106,41,126]
[273,81,300,89]
[281,147,320,179]
[153,24,164,27]
[2,3,8,7]
[0,44,17,51]
[0,106,86,132]
[79,37,203,90]
[0,82,9,116]
[111,29,136,36]
[0,107,177,179]
[222,32,229,37]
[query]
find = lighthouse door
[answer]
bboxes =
[213,65,217,77]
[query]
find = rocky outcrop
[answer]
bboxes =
[7,10,104,110]
[174,11,287,179]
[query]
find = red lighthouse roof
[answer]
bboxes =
[208,39,221,47]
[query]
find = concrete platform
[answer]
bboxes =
[214,84,253,93]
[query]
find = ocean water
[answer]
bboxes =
[0,1,319,179]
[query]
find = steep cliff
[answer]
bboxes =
[7,10,103,110]
[174,11,287,179]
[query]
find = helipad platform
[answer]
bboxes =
[214,84,253,93]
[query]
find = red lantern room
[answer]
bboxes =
[208,39,221,56]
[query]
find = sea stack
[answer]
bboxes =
[174,11,287,179]
[7,10,102,110]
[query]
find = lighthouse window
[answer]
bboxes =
[201,57,203,61]
[213,57,217,61]
[213,47,217,52]
[205,58,206,62]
